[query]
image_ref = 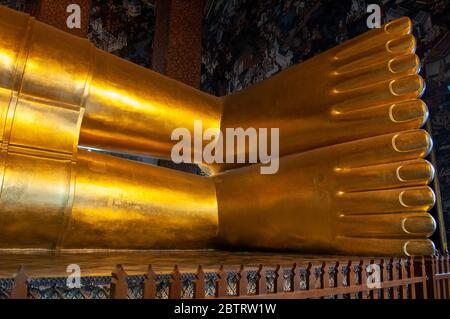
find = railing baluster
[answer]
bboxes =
[440,251,449,299]
[401,258,409,299]
[437,252,443,299]
[319,262,326,298]
[274,265,284,294]
[439,251,448,299]
[143,265,156,299]
[194,265,205,299]
[347,261,355,299]
[424,255,435,299]
[372,259,381,300]
[255,264,265,295]
[169,265,182,299]
[306,263,314,292]
[237,265,248,297]
[355,260,363,299]
[392,258,401,299]
[335,261,344,299]
[10,265,28,299]
[215,265,227,298]
[410,257,417,299]
[445,251,450,298]
[331,262,342,299]
[362,259,372,299]
[110,264,128,299]
[291,263,301,292]
[322,262,329,289]
[381,259,389,299]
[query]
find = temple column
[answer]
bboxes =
[152,0,206,172]
[152,0,205,88]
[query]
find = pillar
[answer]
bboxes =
[152,0,205,88]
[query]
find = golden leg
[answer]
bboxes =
[0,150,218,249]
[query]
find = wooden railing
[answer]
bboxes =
[1,253,449,299]
[433,252,450,299]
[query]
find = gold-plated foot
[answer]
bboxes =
[216,129,436,256]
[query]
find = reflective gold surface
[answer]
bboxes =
[65,150,218,249]
[216,129,436,256]
[0,6,437,256]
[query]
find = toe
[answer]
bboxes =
[333,17,412,61]
[332,74,425,114]
[403,239,436,256]
[335,159,434,192]
[332,100,429,139]
[333,54,420,93]
[336,186,435,214]
[333,33,416,74]
[335,129,433,168]
[337,212,436,238]
[334,237,435,256]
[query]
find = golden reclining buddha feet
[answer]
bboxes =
[0,6,437,256]
[216,129,436,256]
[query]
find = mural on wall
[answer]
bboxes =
[87,0,155,68]
[201,0,449,96]
[0,0,36,13]
[201,0,450,244]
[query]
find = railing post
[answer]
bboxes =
[274,265,284,294]
[424,255,436,299]
[193,265,205,299]
[400,258,409,299]
[362,259,372,299]
[438,251,448,299]
[291,263,301,292]
[380,259,389,299]
[434,252,442,299]
[445,250,450,298]
[392,258,401,299]
[386,258,394,299]
[318,262,326,298]
[169,265,182,299]
[346,261,354,299]
[371,259,381,300]
[322,262,329,289]
[237,265,248,297]
[440,251,449,299]
[335,261,344,299]
[110,264,128,299]
[143,265,157,299]
[255,265,266,295]
[215,265,227,298]
[355,260,363,299]
[305,263,314,292]
[10,265,28,299]
[328,262,339,299]
[410,257,418,299]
